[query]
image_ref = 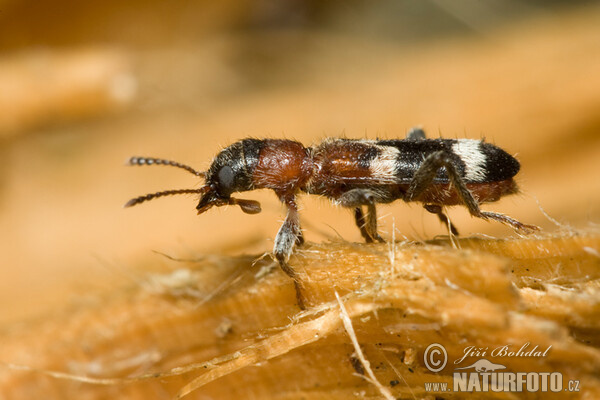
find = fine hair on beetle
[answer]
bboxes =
[126,128,538,309]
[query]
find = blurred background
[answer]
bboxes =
[0,0,598,324]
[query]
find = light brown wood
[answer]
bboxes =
[1,232,598,399]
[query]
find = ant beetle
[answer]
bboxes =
[126,128,538,308]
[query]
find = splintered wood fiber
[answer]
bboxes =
[0,232,598,399]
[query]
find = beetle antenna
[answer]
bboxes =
[128,157,205,178]
[125,187,209,208]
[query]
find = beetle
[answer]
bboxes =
[126,128,538,308]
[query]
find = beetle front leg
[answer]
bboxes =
[273,194,306,309]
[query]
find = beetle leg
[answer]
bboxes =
[424,204,459,235]
[295,227,305,246]
[407,151,537,233]
[476,210,539,233]
[406,127,427,141]
[354,207,373,243]
[273,194,306,309]
[366,202,385,243]
[339,189,383,243]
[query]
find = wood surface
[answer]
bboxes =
[0,233,598,399]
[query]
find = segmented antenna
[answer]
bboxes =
[125,187,209,208]
[128,157,205,177]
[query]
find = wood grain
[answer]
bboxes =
[0,232,598,399]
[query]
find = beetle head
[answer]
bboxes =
[125,155,261,215]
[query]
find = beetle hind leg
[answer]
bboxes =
[424,204,459,235]
[478,210,538,233]
[407,151,537,233]
[406,127,427,141]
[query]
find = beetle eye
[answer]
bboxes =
[217,166,235,195]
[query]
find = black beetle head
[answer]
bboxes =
[196,141,262,215]
[124,153,261,215]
